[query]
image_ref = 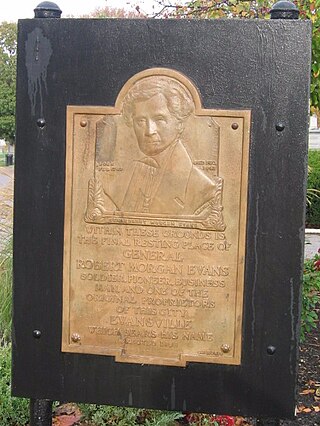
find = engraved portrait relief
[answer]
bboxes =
[85,71,225,230]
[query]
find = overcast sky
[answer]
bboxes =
[0,0,165,22]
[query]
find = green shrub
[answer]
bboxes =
[301,252,320,341]
[79,404,183,426]
[0,152,5,167]
[306,150,320,228]
[0,166,13,342]
[0,237,27,426]
[0,343,29,425]
[80,404,139,425]
[0,237,13,342]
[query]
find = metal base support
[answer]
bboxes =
[30,399,53,426]
[257,419,280,426]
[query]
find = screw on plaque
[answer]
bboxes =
[267,345,276,355]
[34,1,62,18]
[275,123,285,132]
[71,333,81,343]
[80,119,88,128]
[37,118,46,128]
[33,330,42,339]
[270,1,299,20]
[221,344,231,353]
[231,123,239,130]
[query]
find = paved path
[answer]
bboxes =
[0,166,13,185]
[309,130,320,150]
[0,166,14,249]
[304,232,320,259]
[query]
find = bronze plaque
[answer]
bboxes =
[62,68,250,367]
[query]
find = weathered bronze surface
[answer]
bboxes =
[62,68,250,367]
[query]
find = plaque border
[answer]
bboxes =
[62,68,251,367]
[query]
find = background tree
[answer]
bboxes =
[155,0,320,122]
[299,0,320,124]
[83,5,143,18]
[0,22,17,144]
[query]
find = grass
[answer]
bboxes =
[0,170,29,425]
[307,150,320,227]
[301,252,320,340]
[79,404,184,426]
[0,170,13,342]
[0,342,29,425]
[0,238,12,342]
[0,152,6,167]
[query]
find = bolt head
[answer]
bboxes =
[71,333,81,343]
[221,344,231,353]
[37,118,46,128]
[267,345,276,355]
[276,123,285,132]
[33,330,42,339]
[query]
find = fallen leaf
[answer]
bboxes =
[54,403,79,416]
[316,388,320,397]
[55,415,81,426]
[302,408,312,413]
[297,406,305,413]
[312,406,320,412]
[300,389,315,395]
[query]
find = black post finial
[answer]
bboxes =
[270,1,299,19]
[34,1,62,18]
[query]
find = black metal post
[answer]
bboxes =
[259,4,298,423]
[28,4,61,424]
[270,0,299,19]
[30,399,53,426]
[34,1,62,18]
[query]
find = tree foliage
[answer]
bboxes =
[0,22,17,144]
[83,5,143,19]
[299,0,320,121]
[159,0,270,18]
[156,0,320,117]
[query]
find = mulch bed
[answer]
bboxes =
[281,324,320,426]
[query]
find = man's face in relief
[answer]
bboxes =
[132,93,182,157]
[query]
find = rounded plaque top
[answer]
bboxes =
[34,1,62,18]
[270,1,299,19]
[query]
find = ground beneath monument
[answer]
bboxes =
[281,324,320,426]
[51,319,319,426]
